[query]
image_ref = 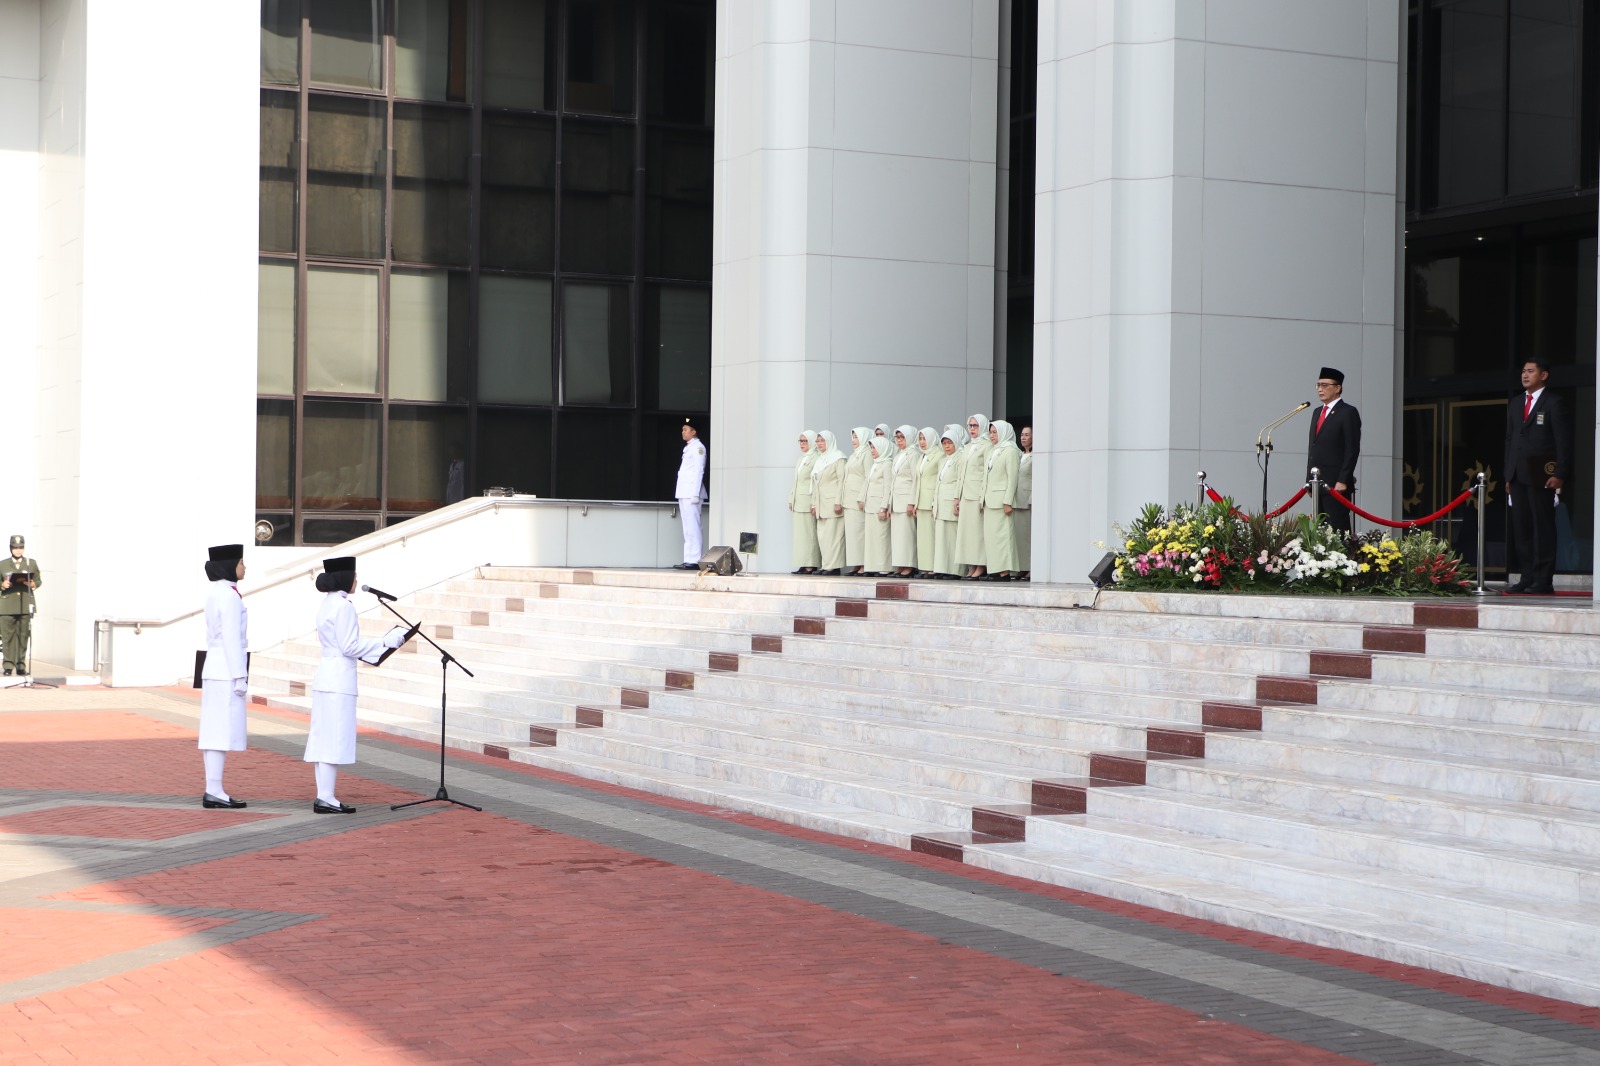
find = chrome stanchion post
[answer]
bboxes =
[1474,472,1488,596]
[1196,470,1207,511]
[1308,467,1322,526]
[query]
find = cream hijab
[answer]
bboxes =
[892,424,919,470]
[917,427,938,458]
[849,427,872,459]
[988,420,1018,467]
[966,413,991,446]
[794,430,818,478]
[812,430,845,473]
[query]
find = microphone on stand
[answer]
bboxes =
[1256,402,1312,514]
[361,584,397,602]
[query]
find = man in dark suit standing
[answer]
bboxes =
[1504,358,1569,594]
[1307,367,1361,533]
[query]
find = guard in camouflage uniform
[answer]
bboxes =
[1,535,41,676]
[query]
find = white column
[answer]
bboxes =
[1032,1,1403,582]
[0,0,40,548]
[27,1,259,668]
[710,0,1000,571]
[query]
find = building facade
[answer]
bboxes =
[0,0,1595,670]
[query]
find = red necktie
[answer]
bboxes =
[1524,393,1533,421]
[1317,405,1330,433]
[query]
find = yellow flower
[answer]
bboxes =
[1203,525,1216,536]
[1359,563,1371,573]
[1126,538,1135,550]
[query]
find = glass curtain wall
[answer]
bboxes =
[1403,0,1597,576]
[258,0,714,544]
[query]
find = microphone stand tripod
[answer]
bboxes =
[1257,403,1312,514]
[373,596,482,812]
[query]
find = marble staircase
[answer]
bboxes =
[247,567,1600,1006]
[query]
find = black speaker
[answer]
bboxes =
[698,545,743,576]
[1087,551,1117,588]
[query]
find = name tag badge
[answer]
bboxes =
[1536,412,1545,425]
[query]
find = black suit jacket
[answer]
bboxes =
[1307,401,1361,489]
[1504,389,1570,488]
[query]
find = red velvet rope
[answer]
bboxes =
[1322,485,1476,529]
[1204,484,1307,520]
[1262,485,1309,520]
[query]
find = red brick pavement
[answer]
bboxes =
[0,910,227,985]
[0,804,278,840]
[0,699,1580,1064]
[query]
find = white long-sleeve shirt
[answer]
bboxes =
[200,580,248,681]
[310,591,389,695]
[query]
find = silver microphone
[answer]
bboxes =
[361,584,397,602]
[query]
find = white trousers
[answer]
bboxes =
[679,498,703,564]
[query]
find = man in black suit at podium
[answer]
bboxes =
[1307,367,1361,533]
[1504,358,1569,594]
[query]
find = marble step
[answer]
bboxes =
[1152,754,1600,853]
[1304,675,1600,730]
[963,840,1600,1007]
[1019,813,1600,958]
[1370,652,1600,699]
[1265,701,1600,768]
[1080,784,1600,905]
[502,743,951,849]
[535,725,1002,830]
[1202,730,1600,811]
[414,594,811,637]
[433,576,840,617]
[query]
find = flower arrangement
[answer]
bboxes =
[1113,500,1472,595]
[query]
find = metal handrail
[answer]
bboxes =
[93,495,683,634]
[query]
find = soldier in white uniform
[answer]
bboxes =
[198,544,249,809]
[305,556,406,813]
[674,418,707,570]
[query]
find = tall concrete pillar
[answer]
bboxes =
[1031,2,1404,581]
[710,1,1000,571]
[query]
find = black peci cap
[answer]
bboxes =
[1318,367,1345,385]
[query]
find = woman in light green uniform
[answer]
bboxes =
[889,425,920,576]
[914,427,940,576]
[933,427,963,578]
[982,420,1022,580]
[841,427,871,575]
[861,434,895,576]
[955,412,992,579]
[788,430,820,573]
[811,430,846,574]
[1015,425,1033,580]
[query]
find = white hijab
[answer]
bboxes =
[812,430,845,473]
[892,425,919,470]
[794,430,818,477]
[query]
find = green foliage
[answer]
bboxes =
[1112,505,1473,595]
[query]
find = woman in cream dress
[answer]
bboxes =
[982,420,1022,580]
[811,431,846,575]
[955,413,992,579]
[889,425,920,576]
[914,427,940,576]
[788,430,820,573]
[841,427,872,575]
[1015,425,1033,580]
[933,428,963,578]
[860,434,895,575]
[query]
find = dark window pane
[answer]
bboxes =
[562,282,632,404]
[479,274,553,403]
[566,0,636,115]
[390,269,470,400]
[393,103,471,264]
[646,3,712,125]
[1507,0,1583,195]
[645,127,711,279]
[1517,231,1597,362]
[307,94,386,259]
[476,408,553,497]
[388,405,468,510]
[1404,243,1512,378]
[481,113,555,270]
[642,413,704,501]
[259,260,296,394]
[1430,1,1507,206]
[254,514,294,546]
[395,0,471,102]
[257,398,295,509]
[302,400,381,508]
[262,0,300,85]
[483,0,553,110]
[303,516,378,544]
[643,284,708,411]
[260,89,298,253]
[555,410,631,498]
[562,120,634,275]
[308,0,383,90]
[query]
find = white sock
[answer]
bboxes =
[315,762,338,804]
[202,750,228,800]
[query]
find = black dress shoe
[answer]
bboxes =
[817,568,841,576]
[1527,584,1557,595]
[313,799,357,814]
[673,563,697,570]
[202,793,247,809]
[1504,580,1530,593]
[3,668,10,676]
